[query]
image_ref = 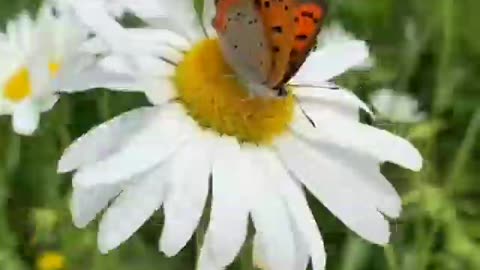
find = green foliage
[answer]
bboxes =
[0,0,479,269]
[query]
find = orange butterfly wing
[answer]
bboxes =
[278,0,328,87]
[255,0,296,88]
[213,0,242,33]
[213,0,273,87]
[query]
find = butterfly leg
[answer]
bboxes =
[276,86,288,97]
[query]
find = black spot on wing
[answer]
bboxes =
[271,26,283,33]
[295,34,308,41]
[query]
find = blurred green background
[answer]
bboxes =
[0,0,479,269]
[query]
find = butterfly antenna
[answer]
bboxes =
[222,74,237,79]
[288,83,339,90]
[294,97,316,128]
[160,57,178,67]
[166,43,187,54]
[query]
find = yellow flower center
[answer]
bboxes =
[174,39,294,145]
[3,62,61,103]
[36,252,65,270]
[4,67,32,102]
[49,62,61,76]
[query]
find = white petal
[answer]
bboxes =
[202,0,217,38]
[316,24,374,71]
[200,137,250,268]
[98,54,175,81]
[12,100,40,136]
[57,65,143,93]
[72,3,186,59]
[58,107,158,173]
[253,229,309,270]
[144,78,176,106]
[286,187,326,270]
[142,0,204,43]
[27,43,50,97]
[294,87,372,115]
[275,135,391,245]
[73,104,193,187]
[97,55,136,75]
[7,12,33,51]
[324,148,402,218]
[298,100,358,123]
[291,111,422,171]
[54,53,144,93]
[71,184,122,228]
[126,28,191,52]
[70,1,130,53]
[97,163,170,253]
[244,147,295,270]
[257,149,326,270]
[290,112,401,218]
[251,195,295,270]
[252,236,266,269]
[291,221,311,270]
[160,132,215,256]
[106,0,168,19]
[291,41,369,85]
[197,249,223,270]
[39,95,59,112]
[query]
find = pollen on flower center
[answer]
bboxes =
[174,39,294,145]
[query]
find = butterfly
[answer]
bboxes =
[213,0,328,97]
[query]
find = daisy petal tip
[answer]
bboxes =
[98,246,111,255]
[71,218,88,229]
[353,217,391,246]
[97,231,119,255]
[397,142,423,172]
[71,172,97,189]
[379,130,423,171]
[374,229,391,246]
[13,120,37,136]
[197,250,222,270]
[159,249,175,258]
[388,205,403,219]
[311,254,327,270]
[353,40,369,59]
[57,157,74,173]
[159,239,180,258]
[411,149,424,172]
[97,237,112,255]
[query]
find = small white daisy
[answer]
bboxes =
[59,1,423,270]
[0,2,143,135]
[370,88,426,123]
[0,8,63,135]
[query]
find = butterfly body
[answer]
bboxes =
[214,0,328,97]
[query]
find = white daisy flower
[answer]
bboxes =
[0,2,143,135]
[59,1,423,270]
[370,88,426,123]
[0,8,65,135]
